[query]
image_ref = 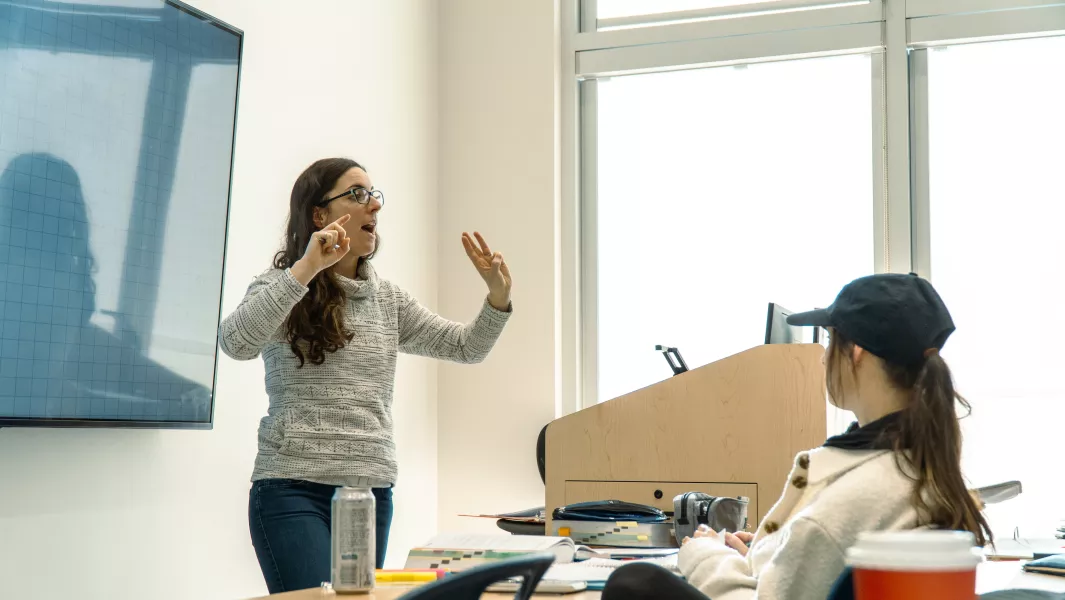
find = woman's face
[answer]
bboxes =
[825,333,861,410]
[315,167,381,258]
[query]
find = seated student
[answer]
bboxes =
[602,273,991,600]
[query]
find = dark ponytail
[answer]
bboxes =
[827,334,992,546]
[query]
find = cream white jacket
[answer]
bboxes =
[678,448,919,600]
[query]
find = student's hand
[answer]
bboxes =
[682,524,720,546]
[462,232,512,311]
[725,531,755,556]
[292,215,352,284]
[682,526,753,556]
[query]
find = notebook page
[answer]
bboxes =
[421,533,574,552]
[544,563,618,583]
[544,554,681,582]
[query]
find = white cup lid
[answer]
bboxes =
[846,531,983,571]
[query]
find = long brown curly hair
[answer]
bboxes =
[273,158,378,367]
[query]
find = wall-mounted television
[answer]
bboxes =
[0,0,242,428]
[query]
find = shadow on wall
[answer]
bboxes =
[0,153,211,422]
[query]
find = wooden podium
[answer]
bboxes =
[545,344,827,533]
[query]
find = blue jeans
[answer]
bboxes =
[248,479,394,594]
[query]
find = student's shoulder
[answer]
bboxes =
[809,448,912,495]
[800,450,916,539]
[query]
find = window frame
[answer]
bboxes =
[560,0,1063,412]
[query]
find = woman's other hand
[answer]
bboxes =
[462,231,512,311]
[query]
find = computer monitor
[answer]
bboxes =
[765,303,821,345]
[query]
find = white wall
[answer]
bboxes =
[0,1,439,598]
[436,1,560,533]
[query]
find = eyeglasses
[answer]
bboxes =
[319,186,384,208]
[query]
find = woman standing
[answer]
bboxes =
[219,158,512,594]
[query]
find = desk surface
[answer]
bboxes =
[245,587,600,600]
[246,561,1065,600]
[977,561,1065,595]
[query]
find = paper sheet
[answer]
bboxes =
[544,555,681,582]
[420,533,573,552]
[581,547,679,559]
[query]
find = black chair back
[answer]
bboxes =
[537,424,547,484]
[398,553,555,600]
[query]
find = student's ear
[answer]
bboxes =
[851,345,866,366]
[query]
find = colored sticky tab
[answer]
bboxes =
[559,527,571,537]
[617,521,638,528]
[637,535,649,541]
[377,569,446,580]
[376,572,439,583]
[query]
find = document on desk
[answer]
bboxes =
[458,507,546,523]
[420,533,574,555]
[544,555,681,583]
[577,547,679,560]
[405,534,579,571]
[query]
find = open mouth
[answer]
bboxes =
[361,222,376,234]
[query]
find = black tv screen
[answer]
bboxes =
[0,0,242,428]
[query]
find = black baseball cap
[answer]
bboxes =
[786,273,954,366]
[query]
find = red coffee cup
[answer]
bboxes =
[846,531,982,600]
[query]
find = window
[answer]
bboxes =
[598,0,794,19]
[595,54,875,403]
[595,0,835,29]
[564,0,1065,538]
[923,36,1065,536]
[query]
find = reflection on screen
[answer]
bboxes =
[0,0,240,424]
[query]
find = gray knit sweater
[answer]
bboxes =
[218,261,510,485]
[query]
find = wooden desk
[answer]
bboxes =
[244,586,601,600]
[245,562,1065,599]
[546,344,828,533]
